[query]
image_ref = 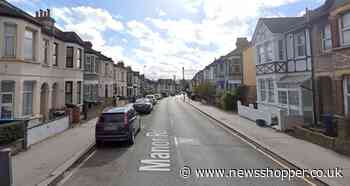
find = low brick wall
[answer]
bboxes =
[293,126,335,150]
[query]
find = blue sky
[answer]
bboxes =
[9,0,325,80]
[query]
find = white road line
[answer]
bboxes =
[57,150,96,186]
[174,136,178,147]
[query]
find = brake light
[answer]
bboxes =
[124,113,128,128]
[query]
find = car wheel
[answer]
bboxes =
[128,131,135,145]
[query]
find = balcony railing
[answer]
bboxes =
[256,61,287,75]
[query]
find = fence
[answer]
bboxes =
[26,116,69,147]
[237,101,288,131]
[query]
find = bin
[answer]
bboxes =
[323,113,335,137]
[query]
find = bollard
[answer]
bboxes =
[0,148,12,186]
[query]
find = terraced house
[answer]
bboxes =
[310,0,350,119]
[0,2,84,122]
[252,16,314,124]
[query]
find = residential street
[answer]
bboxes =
[61,97,309,186]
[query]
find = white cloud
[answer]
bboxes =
[53,6,124,49]
[158,9,167,17]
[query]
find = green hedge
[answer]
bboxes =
[0,121,25,146]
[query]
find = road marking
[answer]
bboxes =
[174,136,178,147]
[57,150,96,186]
[139,129,171,172]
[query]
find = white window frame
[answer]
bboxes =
[77,48,82,69]
[295,32,306,57]
[278,87,302,116]
[65,81,73,104]
[85,56,91,72]
[278,39,284,60]
[77,81,82,104]
[265,41,273,62]
[53,42,58,66]
[4,23,17,58]
[22,81,34,116]
[322,24,332,51]
[24,29,35,60]
[339,12,350,46]
[43,39,49,64]
[267,79,275,103]
[0,81,15,120]
[259,79,266,102]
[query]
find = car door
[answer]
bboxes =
[129,109,137,133]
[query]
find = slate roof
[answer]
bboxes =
[0,0,41,26]
[0,0,85,46]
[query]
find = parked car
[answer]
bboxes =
[133,98,153,114]
[145,95,157,105]
[95,105,141,147]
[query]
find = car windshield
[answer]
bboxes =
[99,113,124,123]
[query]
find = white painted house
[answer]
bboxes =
[252,17,314,124]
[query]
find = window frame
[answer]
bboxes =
[43,39,49,65]
[295,32,306,57]
[24,29,35,60]
[344,77,350,116]
[65,81,73,104]
[278,39,284,60]
[322,24,332,51]
[3,23,17,58]
[0,81,15,120]
[77,81,82,104]
[259,79,266,102]
[267,79,275,103]
[77,48,82,69]
[340,12,350,45]
[66,47,74,68]
[22,81,34,116]
[53,43,58,66]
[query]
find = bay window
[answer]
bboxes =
[77,81,82,104]
[4,23,17,57]
[278,40,284,60]
[267,79,274,103]
[77,48,82,69]
[345,77,350,115]
[295,32,305,57]
[53,43,58,66]
[278,91,287,105]
[0,81,15,119]
[66,47,74,68]
[24,29,35,60]
[322,24,332,50]
[265,42,273,62]
[23,81,34,116]
[65,81,73,104]
[339,12,350,45]
[85,56,91,72]
[43,39,49,64]
[259,79,266,102]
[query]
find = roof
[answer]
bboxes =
[0,0,41,26]
[0,1,85,46]
[260,17,305,33]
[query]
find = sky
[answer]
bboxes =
[9,0,325,80]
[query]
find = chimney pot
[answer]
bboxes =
[35,11,38,17]
[40,9,43,17]
[47,9,50,17]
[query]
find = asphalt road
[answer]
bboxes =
[61,97,310,186]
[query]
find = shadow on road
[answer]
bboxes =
[81,142,129,168]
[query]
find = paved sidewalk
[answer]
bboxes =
[13,118,97,186]
[187,100,350,186]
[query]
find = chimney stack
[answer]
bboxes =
[35,11,39,17]
[40,9,43,17]
[47,9,50,17]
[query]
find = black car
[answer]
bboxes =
[95,105,141,146]
[133,98,153,114]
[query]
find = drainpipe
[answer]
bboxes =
[306,9,318,126]
[0,148,12,186]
